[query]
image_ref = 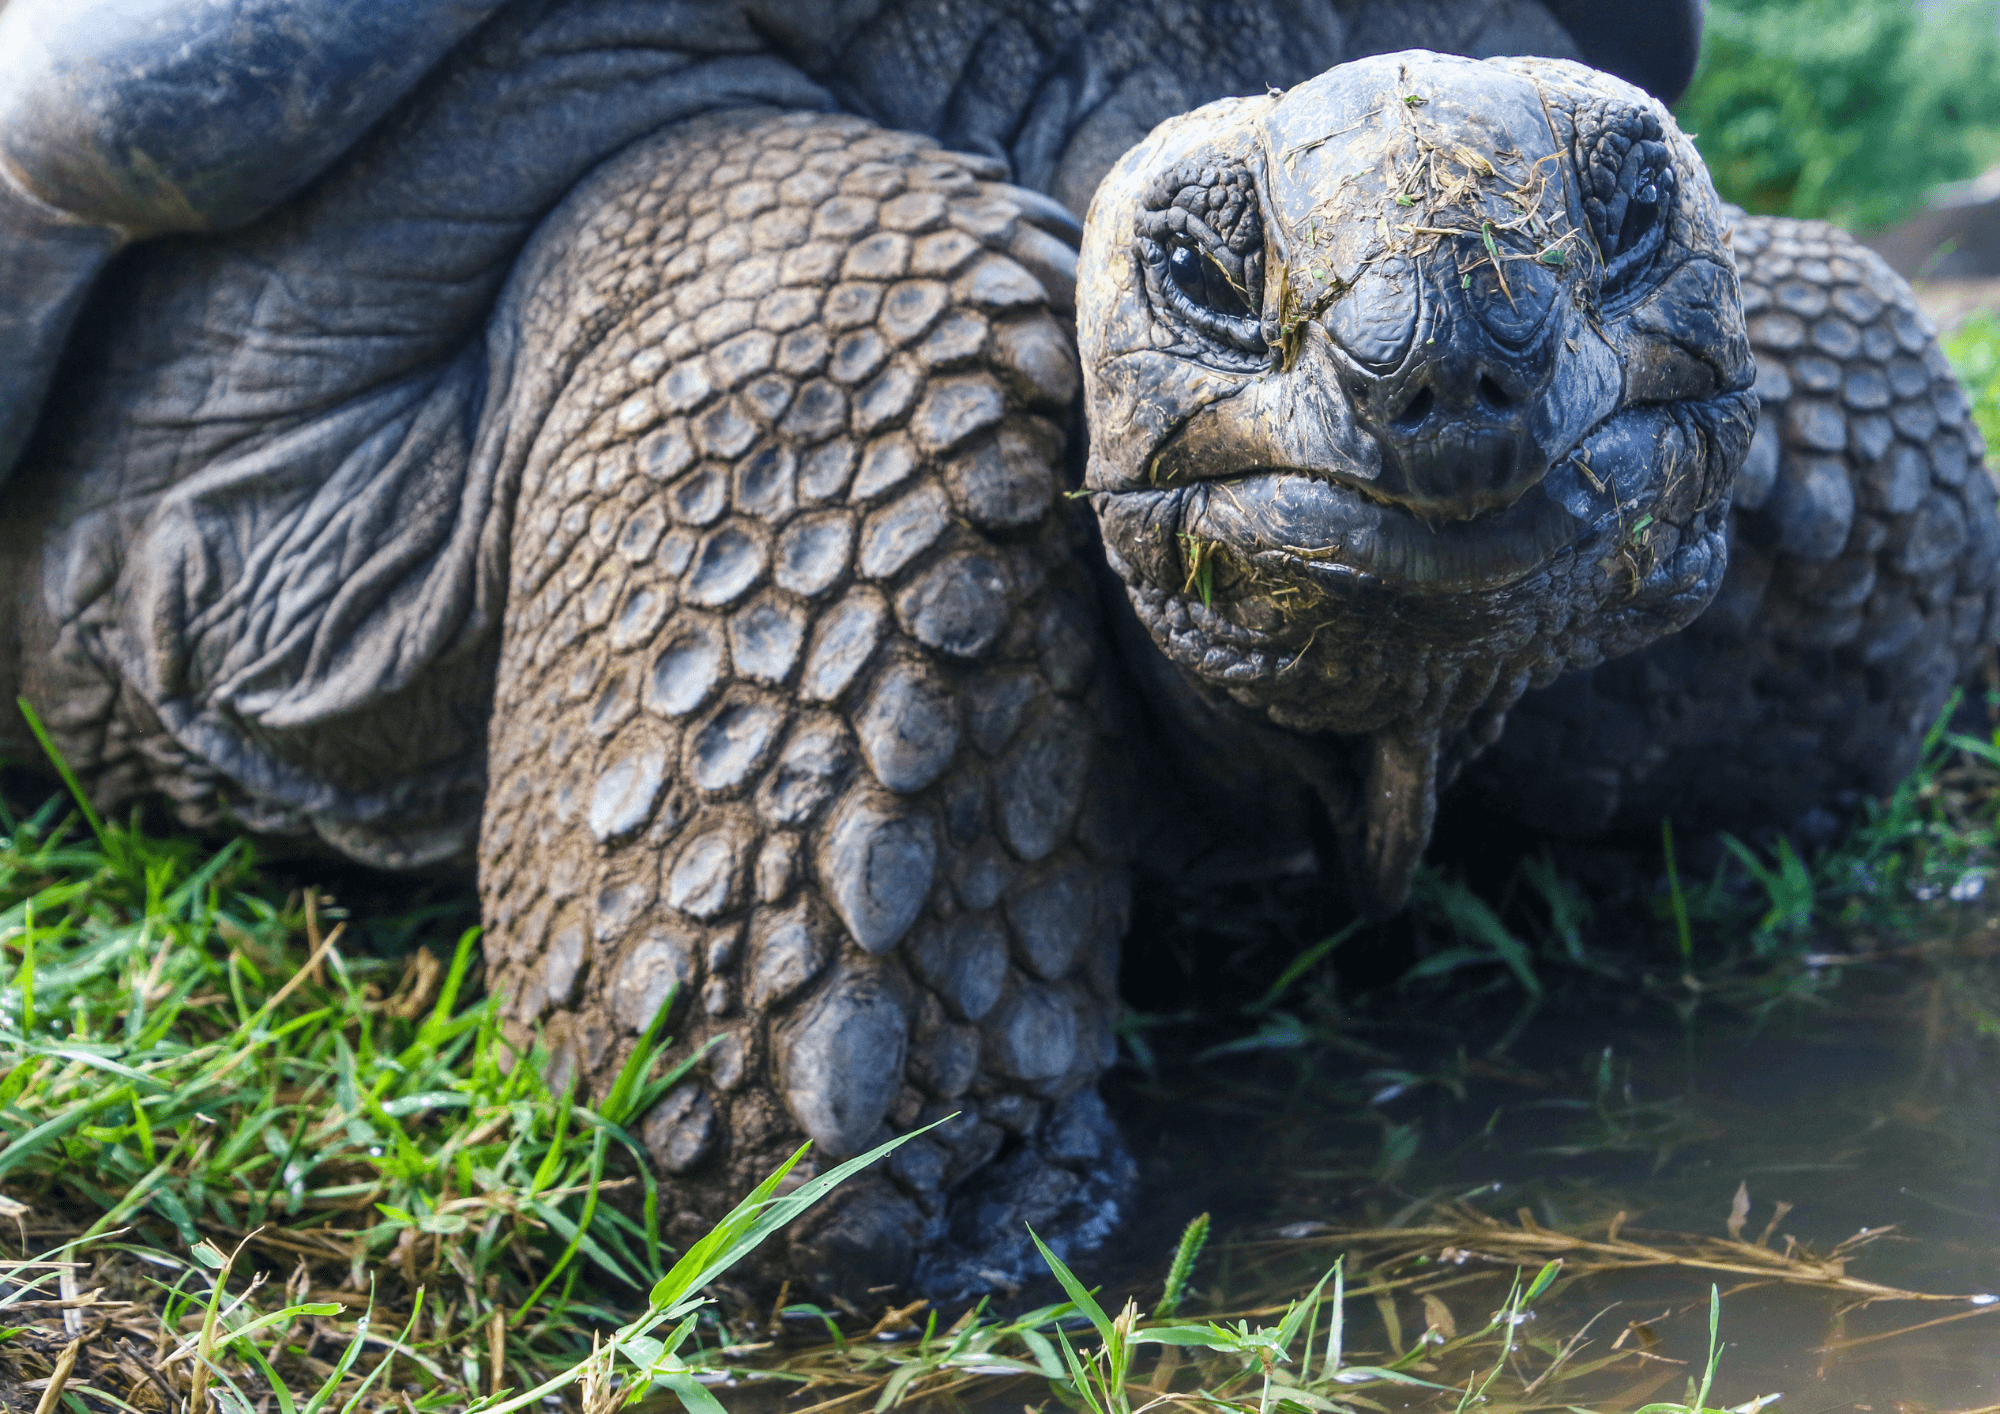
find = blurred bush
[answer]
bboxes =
[1674,0,2000,230]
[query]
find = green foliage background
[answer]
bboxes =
[1674,0,2000,230]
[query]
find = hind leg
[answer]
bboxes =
[477,109,1135,1299]
[1473,213,2000,837]
[0,1,507,483]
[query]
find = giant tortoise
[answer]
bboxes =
[0,0,1991,1296]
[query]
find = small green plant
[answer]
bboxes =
[1451,1259,1561,1411]
[1720,832,1817,945]
[1028,1237,1441,1414]
[1156,1211,1211,1319]
[1523,851,1596,967]
[1405,874,1543,1001]
[1402,872,1547,1054]
[1523,1047,1721,1169]
[1629,1286,1753,1414]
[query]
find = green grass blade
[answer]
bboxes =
[656,1121,938,1317]
[1694,1284,1722,1411]
[660,1370,730,1414]
[14,697,108,852]
[600,983,681,1125]
[232,1337,303,1414]
[297,1305,373,1414]
[1274,1266,1338,1359]
[335,1291,427,1414]
[1662,818,1693,962]
[1323,1257,1344,1381]
[1053,1325,1106,1414]
[1027,1225,1114,1351]
[0,1103,97,1183]
[1253,922,1362,1013]
[402,925,484,1065]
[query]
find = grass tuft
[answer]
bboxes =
[0,758,925,1410]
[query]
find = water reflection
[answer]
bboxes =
[1082,929,2000,1411]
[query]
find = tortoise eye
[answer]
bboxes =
[1590,134,1678,295]
[1134,157,1268,363]
[1168,241,1253,319]
[1610,164,1673,260]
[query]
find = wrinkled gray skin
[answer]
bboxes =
[2,0,1991,1300]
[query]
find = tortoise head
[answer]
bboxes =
[1078,51,1757,910]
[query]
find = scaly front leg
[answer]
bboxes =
[479,109,1136,1299]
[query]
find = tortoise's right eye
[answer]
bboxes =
[1168,240,1253,319]
[1141,230,1265,358]
[1135,157,1269,365]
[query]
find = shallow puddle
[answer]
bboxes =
[1077,919,2000,1411]
[618,865,2000,1412]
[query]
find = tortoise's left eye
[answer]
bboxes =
[1589,130,1678,297]
[1167,240,1253,319]
[1607,162,1673,272]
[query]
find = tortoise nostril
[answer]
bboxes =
[1389,385,1433,431]
[1477,374,1514,411]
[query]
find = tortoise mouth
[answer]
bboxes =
[1170,467,1590,593]
[1090,393,1752,613]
